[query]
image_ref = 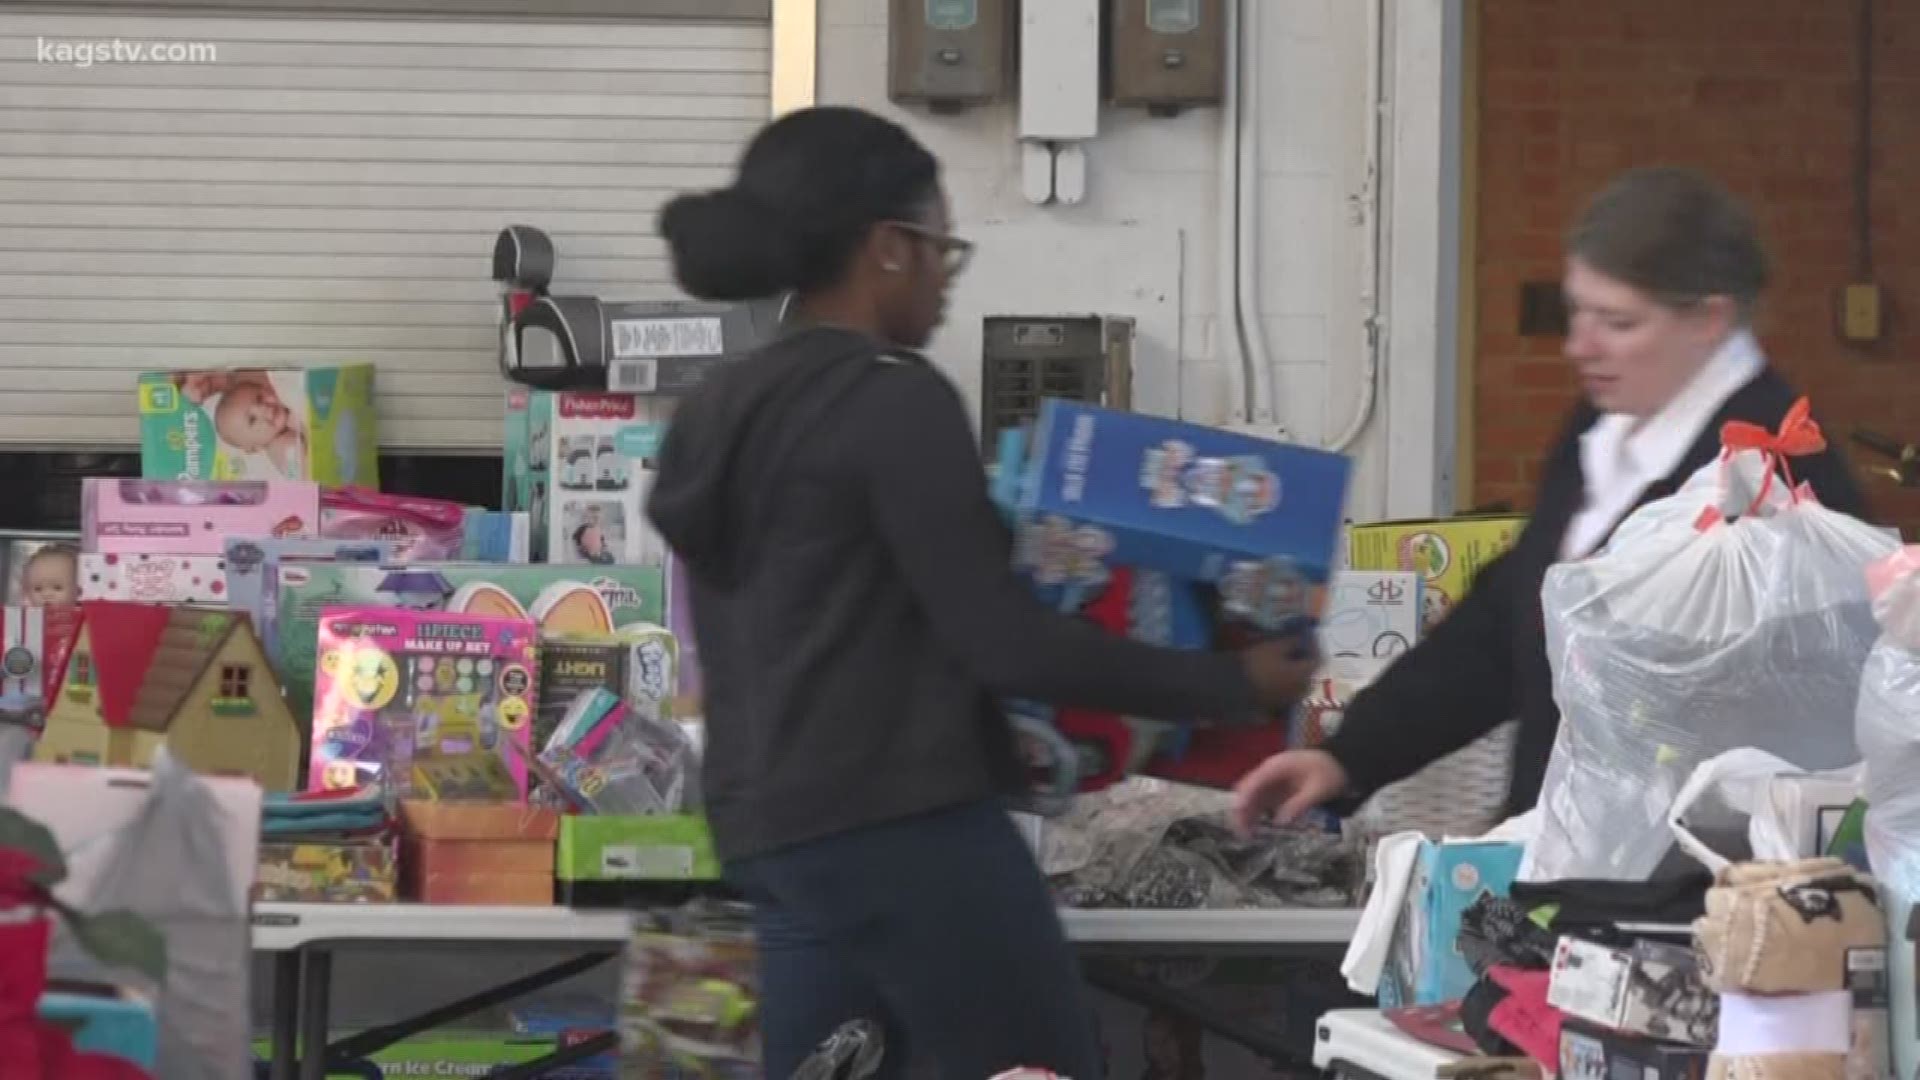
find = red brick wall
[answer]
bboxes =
[1473,1,1920,533]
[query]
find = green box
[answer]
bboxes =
[558,814,719,882]
[138,365,379,486]
[273,562,667,720]
[249,1031,610,1078]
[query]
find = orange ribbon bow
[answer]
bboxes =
[1707,396,1826,522]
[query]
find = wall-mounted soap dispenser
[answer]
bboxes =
[1108,0,1225,116]
[888,0,1013,113]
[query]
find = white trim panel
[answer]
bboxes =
[1380,0,1464,518]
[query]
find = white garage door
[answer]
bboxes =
[0,6,770,450]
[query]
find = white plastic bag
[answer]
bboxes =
[1524,414,1896,882]
[1666,748,1863,873]
[1855,546,1920,1080]
[8,752,262,1080]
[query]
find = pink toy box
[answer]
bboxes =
[309,605,540,801]
[320,487,468,563]
[78,552,231,605]
[82,479,320,556]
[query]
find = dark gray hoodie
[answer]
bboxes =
[647,325,1261,861]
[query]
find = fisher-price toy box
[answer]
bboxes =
[137,365,379,487]
[1011,400,1352,619]
[504,388,672,567]
[81,479,320,556]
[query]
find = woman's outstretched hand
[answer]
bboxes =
[1230,749,1349,838]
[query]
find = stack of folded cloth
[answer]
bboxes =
[1693,859,1888,1080]
[263,784,391,841]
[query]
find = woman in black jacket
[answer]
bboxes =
[1232,166,1868,834]
[646,106,1320,1080]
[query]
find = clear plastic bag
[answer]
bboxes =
[1041,780,1363,909]
[1855,546,1920,1080]
[1525,419,1897,882]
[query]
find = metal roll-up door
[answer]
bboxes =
[0,3,770,450]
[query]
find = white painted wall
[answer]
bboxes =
[816,0,1389,520]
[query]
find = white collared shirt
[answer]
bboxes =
[1560,330,1765,560]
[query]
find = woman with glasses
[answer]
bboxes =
[647,105,1321,1080]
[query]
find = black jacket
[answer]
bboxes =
[647,326,1263,861]
[1321,367,1869,819]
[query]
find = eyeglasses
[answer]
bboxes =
[890,221,974,276]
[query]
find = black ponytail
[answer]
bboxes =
[658,106,940,302]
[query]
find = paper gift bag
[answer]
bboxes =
[4,751,262,1080]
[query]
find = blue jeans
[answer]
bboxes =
[726,800,1104,1080]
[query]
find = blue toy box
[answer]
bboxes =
[990,407,1351,805]
[1379,840,1526,1007]
[1008,401,1352,633]
[38,989,158,1068]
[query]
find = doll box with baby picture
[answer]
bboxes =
[503,387,672,566]
[0,531,80,607]
[137,365,380,487]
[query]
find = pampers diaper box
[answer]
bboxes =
[137,365,379,487]
[504,388,673,567]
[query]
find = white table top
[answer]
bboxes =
[251,901,1361,952]
[1313,1009,1462,1080]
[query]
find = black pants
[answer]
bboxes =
[725,800,1104,1080]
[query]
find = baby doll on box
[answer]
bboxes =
[137,366,379,487]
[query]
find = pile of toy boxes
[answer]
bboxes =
[3,362,713,922]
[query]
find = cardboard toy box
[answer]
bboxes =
[137,365,379,487]
[991,409,1350,799]
[1012,400,1352,601]
[536,629,678,752]
[248,1032,611,1079]
[400,800,560,906]
[1380,840,1525,1008]
[1318,570,1422,661]
[78,552,230,605]
[252,837,398,904]
[503,388,673,567]
[1548,936,1717,1047]
[1559,1020,1709,1080]
[273,561,666,721]
[1347,514,1525,630]
[556,814,720,906]
[82,479,321,556]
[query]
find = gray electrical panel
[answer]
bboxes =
[980,315,1135,454]
[889,0,1013,112]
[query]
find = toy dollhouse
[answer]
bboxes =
[36,600,303,790]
